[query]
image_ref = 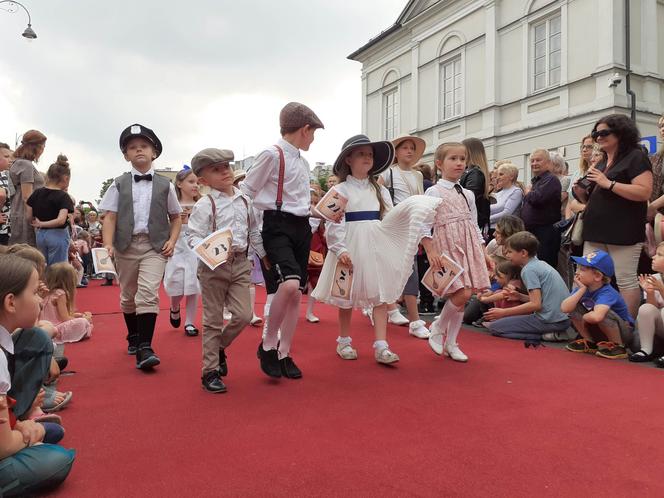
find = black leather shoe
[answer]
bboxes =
[127,334,139,355]
[280,356,302,379]
[202,370,227,393]
[136,346,160,370]
[184,324,198,337]
[218,348,228,377]
[170,308,181,328]
[258,342,281,378]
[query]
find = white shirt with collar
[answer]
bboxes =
[0,325,14,395]
[425,178,483,241]
[186,187,264,257]
[240,138,311,217]
[99,167,181,234]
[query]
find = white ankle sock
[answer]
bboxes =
[337,336,352,345]
[373,340,388,350]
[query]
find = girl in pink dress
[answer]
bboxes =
[421,142,492,362]
[40,262,93,343]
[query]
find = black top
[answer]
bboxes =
[460,166,489,230]
[26,188,74,228]
[582,148,651,245]
[521,170,562,227]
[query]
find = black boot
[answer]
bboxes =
[123,313,139,355]
[136,344,160,370]
[135,314,159,370]
[218,348,228,377]
[202,370,227,393]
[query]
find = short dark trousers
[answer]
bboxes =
[262,210,312,292]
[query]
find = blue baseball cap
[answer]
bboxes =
[571,250,615,277]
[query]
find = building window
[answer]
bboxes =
[441,57,462,119]
[532,14,561,92]
[383,88,399,140]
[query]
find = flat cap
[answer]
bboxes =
[191,148,234,176]
[119,124,162,157]
[279,102,324,131]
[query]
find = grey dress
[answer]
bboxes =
[9,159,45,246]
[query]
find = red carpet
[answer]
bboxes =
[45,280,664,497]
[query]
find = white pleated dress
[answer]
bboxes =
[312,176,441,309]
[163,206,201,297]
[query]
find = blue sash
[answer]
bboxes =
[345,211,380,222]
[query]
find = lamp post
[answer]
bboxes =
[0,1,37,39]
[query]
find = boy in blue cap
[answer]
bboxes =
[562,250,634,359]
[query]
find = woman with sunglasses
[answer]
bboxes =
[573,114,653,318]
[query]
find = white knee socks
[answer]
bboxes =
[435,299,464,345]
[185,295,198,326]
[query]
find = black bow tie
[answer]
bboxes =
[134,173,153,183]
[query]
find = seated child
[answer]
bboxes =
[563,250,634,359]
[40,262,93,344]
[630,242,664,365]
[484,231,570,340]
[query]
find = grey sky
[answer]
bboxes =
[0,0,405,201]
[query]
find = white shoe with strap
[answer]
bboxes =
[336,343,358,360]
[409,320,430,339]
[444,343,468,362]
[375,347,400,364]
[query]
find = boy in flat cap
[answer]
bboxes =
[100,124,182,370]
[241,102,324,380]
[187,148,262,393]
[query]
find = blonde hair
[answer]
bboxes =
[579,135,593,175]
[44,262,78,315]
[497,163,519,184]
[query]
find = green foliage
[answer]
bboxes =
[99,178,114,200]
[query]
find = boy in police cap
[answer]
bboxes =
[186,148,262,393]
[100,124,182,370]
[241,102,324,379]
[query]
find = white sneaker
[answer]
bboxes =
[223,310,232,321]
[375,347,399,364]
[336,343,358,360]
[388,310,409,326]
[408,320,430,339]
[428,320,445,355]
[444,343,468,362]
[250,315,263,326]
[306,314,320,323]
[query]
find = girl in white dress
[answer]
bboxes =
[164,167,202,336]
[312,135,441,365]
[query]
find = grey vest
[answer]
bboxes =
[114,172,171,253]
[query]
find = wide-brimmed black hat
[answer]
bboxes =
[119,123,163,158]
[333,134,395,176]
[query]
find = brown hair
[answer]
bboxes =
[462,138,490,197]
[414,163,433,182]
[14,130,47,162]
[280,123,320,137]
[336,150,389,219]
[579,134,593,175]
[0,142,10,151]
[174,168,200,202]
[505,231,539,257]
[44,262,78,315]
[495,260,521,282]
[0,254,37,314]
[6,244,46,277]
[434,142,465,164]
[46,154,71,184]
[495,215,525,241]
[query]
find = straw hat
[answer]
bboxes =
[392,136,426,165]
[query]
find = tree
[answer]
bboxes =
[98,178,114,204]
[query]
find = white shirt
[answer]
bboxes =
[186,187,264,257]
[0,325,14,395]
[380,166,423,204]
[489,185,523,227]
[99,167,182,234]
[240,138,311,217]
[425,179,483,241]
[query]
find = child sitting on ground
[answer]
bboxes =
[40,262,93,344]
[473,260,525,327]
[484,231,570,340]
[562,250,634,359]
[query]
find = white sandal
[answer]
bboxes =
[375,347,399,364]
[336,343,358,360]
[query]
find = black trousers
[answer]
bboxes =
[527,224,561,269]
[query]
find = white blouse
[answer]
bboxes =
[0,325,14,395]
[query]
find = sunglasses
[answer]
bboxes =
[591,129,613,139]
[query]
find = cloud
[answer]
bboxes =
[0,0,405,202]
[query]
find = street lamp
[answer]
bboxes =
[0,1,37,39]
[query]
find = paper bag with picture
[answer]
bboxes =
[331,262,353,301]
[421,253,464,297]
[91,247,117,276]
[193,228,233,271]
[314,188,348,224]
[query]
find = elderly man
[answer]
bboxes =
[521,149,562,268]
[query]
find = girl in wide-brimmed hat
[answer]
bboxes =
[311,135,441,365]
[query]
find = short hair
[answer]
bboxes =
[530,149,551,162]
[497,163,519,183]
[550,152,566,175]
[505,231,539,256]
[0,142,10,151]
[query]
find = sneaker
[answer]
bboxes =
[250,315,263,326]
[388,310,409,326]
[336,342,358,360]
[280,356,302,379]
[408,320,430,339]
[257,342,281,378]
[306,314,320,323]
[202,370,227,393]
[628,350,653,362]
[428,320,445,355]
[136,346,160,370]
[169,308,181,328]
[375,347,399,365]
[184,324,198,337]
[127,334,138,355]
[444,343,468,362]
[566,339,598,354]
[596,341,628,359]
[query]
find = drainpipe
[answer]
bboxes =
[625,0,636,121]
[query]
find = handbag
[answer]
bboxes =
[308,251,324,267]
[570,211,584,246]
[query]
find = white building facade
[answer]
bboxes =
[349,0,664,181]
